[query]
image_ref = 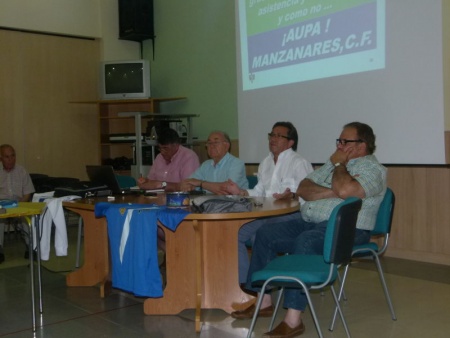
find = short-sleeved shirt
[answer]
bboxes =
[0,164,35,200]
[301,155,386,231]
[190,152,249,190]
[147,145,200,182]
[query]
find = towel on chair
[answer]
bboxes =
[36,195,80,260]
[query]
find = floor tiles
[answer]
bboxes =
[1,226,450,337]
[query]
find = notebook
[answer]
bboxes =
[86,165,137,195]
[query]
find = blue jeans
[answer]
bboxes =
[245,214,370,311]
[238,212,301,284]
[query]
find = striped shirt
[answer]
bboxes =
[0,164,35,200]
[301,155,386,231]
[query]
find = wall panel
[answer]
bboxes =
[0,30,100,179]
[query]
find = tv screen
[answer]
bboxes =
[100,60,150,100]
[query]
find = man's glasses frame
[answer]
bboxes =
[336,139,364,146]
[268,133,290,140]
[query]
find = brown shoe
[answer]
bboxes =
[231,304,274,319]
[262,321,305,338]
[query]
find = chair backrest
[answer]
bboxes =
[371,188,395,236]
[323,197,362,265]
[115,175,137,189]
[247,175,258,189]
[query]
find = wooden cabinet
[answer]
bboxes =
[73,97,196,175]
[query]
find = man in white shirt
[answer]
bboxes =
[225,122,313,285]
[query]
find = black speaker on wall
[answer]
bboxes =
[119,0,154,42]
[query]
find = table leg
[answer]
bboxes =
[34,215,43,314]
[26,216,36,332]
[65,208,110,296]
[193,219,202,332]
[143,218,255,325]
[200,219,255,313]
[143,220,197,315]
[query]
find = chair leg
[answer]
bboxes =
[247,283,269,338]
[75,217,83,269]
[303,288,325,338]
[269,287,284,331]
[330,285,351,338]
[337,268,349,301]
[329,263,351,331]
[373,255,397,320]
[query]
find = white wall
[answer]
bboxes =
[0,0,101,37]
[98,0,141,61]
[0,0,140,61]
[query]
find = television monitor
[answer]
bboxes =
[99,60,150,100]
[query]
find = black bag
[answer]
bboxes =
[191,196,252,213]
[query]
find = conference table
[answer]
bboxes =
[63,194,299,331]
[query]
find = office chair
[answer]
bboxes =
[247,197,362,338]
[329,188,397,331]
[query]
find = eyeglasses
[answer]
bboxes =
[268,133,290,140]
[336,139,364,146]
[205,141,225,147]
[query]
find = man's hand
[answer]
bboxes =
[223,179,241,195]
[273,188,292,200]
[138,178,163,190]
[180,178,200,192]
[330,151,366,199]
[330,149,350,166]
[137,177,147,186]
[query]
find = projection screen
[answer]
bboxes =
[236,0,446,164]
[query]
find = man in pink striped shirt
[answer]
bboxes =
[137,128,200,252]
[138,128,200,192]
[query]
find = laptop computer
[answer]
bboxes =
[86,165,138,195]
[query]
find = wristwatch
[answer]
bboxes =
[161,181,167,189]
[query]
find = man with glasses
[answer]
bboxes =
[224,121,313,287]
[232,122,386,338]
[137,128,200,192]
[180,131,248,194]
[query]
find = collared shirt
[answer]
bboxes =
[190,152,249,190]
[248,148,313,202]
[0,164,35,200]
[147,145,200,182]
[301,155,387,231]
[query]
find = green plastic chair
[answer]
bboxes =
[330,188,397,331]
[247,197,362,338]
[246,175,258,189]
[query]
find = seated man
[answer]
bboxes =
[224,121,313,286]
[232,122,387,338]
[137,128,200,251]
[137,128,200,192]
[180,131,248,194]
[0,144,35,263]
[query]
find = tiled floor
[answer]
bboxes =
[1,226,450,337]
